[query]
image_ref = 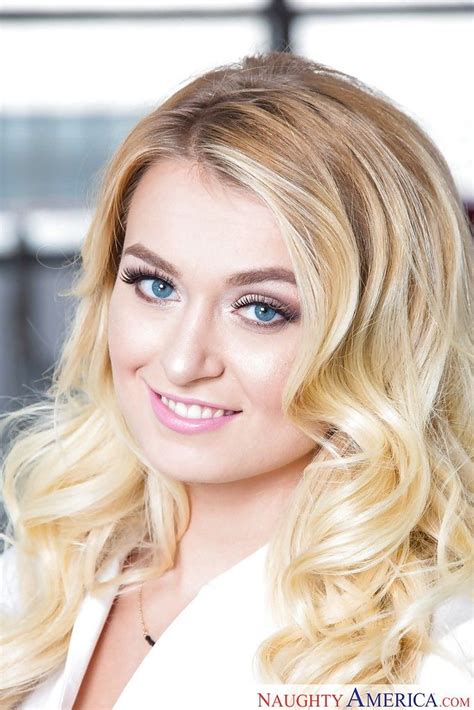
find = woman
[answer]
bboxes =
[1,52,472,709]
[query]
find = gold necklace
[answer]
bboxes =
[138,583,156,647]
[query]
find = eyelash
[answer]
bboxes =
[119,265,299,330]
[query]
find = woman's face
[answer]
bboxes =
[108,159,316,484]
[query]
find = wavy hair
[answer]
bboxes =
[1,53,472,705]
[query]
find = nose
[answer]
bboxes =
[158,302,225,387]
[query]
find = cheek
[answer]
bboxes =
[233,336,297,417]
[107,289,157,374]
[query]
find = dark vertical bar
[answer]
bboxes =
[268,0,293,52]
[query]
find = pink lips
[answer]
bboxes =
[148,388,241,435]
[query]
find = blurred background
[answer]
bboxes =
[0,0,473,416]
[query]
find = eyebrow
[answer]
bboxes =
[122,243,297,287]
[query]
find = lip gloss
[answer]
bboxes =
[148,388,241,435]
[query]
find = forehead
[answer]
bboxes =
[123,159,293,271]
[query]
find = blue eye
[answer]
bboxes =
[149,279,174,299]
[119,265,300,330]
[253,304,279,322]
[232,294,298,329]
[120,266,176,300]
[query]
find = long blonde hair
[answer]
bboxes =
[1,53,472,704]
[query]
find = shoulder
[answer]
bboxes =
[430,593,472,641]
[417,594,473,685]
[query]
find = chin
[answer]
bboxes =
[148,460,244,486]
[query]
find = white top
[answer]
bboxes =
[1,544,473,710]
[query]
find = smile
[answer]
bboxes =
[147,387,242,435]
[160,395,236,419]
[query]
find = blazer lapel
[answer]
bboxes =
[59,556,123,709]
[21,555,122,710]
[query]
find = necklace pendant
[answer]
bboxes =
[144,634,156,647]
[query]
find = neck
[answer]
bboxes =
[172,450,313,591]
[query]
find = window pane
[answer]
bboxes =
[1,18,269,112]
[1,113,142,212]
[294,14,473,200]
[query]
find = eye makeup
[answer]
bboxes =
[230,294,299,328]
[118,264,300,330]
[120,264,177,292]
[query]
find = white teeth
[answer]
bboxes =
[160,395,234,420]
[188,404,207,419]
[162,396,176,411]
[175,402,187,417]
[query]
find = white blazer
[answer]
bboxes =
[1,545,472,710]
